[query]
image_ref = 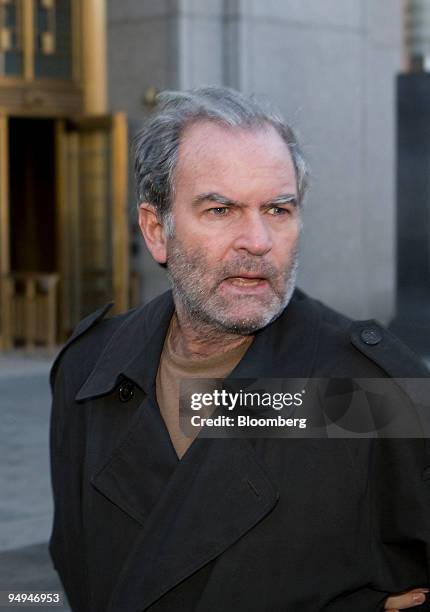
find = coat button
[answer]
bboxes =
[360,327,382,346]
[119,381,134,402]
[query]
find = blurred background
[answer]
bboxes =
[0,0,429,608]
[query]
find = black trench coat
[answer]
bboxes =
[49,289,430,612]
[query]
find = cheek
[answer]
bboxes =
[273,227,300,256]
[173,216,227,251]
[198,235,233,261]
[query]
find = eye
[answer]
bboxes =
[267,206,291,216]
[208,206,229,216]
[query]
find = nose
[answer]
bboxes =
[232,211,273,256]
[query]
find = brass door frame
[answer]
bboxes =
[55,118,81,336]
[70,113,129,313]
[111,112,128,314]
[22,0,34,81]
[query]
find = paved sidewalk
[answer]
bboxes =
[0,350,55,380]
[0,355,54,552]
[0,543,70,611]
[0,352,67,609]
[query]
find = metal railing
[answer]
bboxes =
[0,273,59,351]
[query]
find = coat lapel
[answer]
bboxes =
[76,291,180,528]
[106,436,279,612]
[90,393,179,527]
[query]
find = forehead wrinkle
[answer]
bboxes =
[176,123,298,204]
[178,122,290,174]
[191,191,298,210]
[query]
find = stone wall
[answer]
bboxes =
[107,0,404,322]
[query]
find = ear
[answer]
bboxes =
[138,203,167,264]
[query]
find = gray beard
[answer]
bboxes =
[166,241,299,336]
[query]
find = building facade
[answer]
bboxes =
[0,0,410,350]
[108,0,405,323]
[0,0,129,349]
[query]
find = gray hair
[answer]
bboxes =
[134,86,309,229]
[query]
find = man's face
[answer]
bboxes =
[165,121,301,334]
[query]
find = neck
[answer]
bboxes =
[171,299,252,360]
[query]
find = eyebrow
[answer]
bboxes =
[191,192,299,208]
[191,192,237,207]
[266,194,298,208]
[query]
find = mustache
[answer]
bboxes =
[217,244,300,281]
[217,258,281,280]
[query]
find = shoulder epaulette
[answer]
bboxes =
[49,302,114,389]
[350,319,429,378]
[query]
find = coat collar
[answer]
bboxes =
[75,287,322,402]
[75,291,175,401]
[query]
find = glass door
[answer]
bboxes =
[56,112,129,338]
[0,0,23,77]
[0,113,10,349]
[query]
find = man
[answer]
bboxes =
[50,87,430,611]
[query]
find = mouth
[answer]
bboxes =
[221,274,271,292]
[227,276,266,287]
